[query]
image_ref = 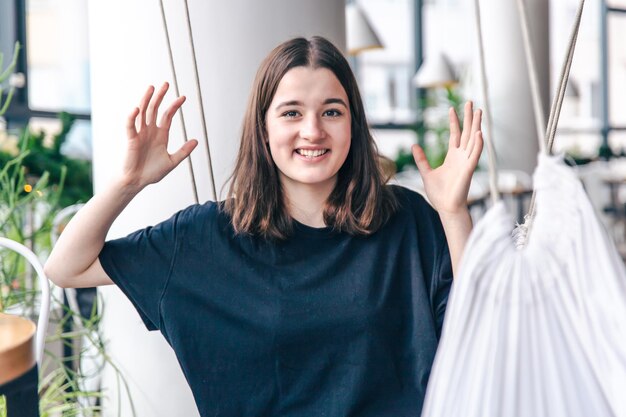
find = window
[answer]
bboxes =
[551,0,626,158]
[0,0,91,159]
[349,0,426,163]
[26,0,91,114]
[355,0,418,125]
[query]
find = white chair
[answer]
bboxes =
[0,236,50,416]
[0,237,50,366]
[50,203,101,416]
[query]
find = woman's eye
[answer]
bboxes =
[324,109,342,117]
[282,110,299,118]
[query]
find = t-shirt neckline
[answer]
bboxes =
[292,219,337,238]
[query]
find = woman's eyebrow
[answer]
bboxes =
[275,100,302,111]
[323,98,348,108]
[274,98,348,111]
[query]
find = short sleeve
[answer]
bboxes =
[99,211,182,331]
[398,186,453,339]
[431,233,453,338]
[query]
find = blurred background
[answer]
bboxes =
[1,0,626,416]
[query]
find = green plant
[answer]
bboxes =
[0,152,63,310]
[0,42,132,417]
[0,42,20,116]
[0,113,93,208]
[0,149,135,417]
[394,85,464,172]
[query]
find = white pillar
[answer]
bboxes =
[476,0,550,174]
[88,1,345,416]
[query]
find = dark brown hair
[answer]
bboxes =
[224,36,397,239]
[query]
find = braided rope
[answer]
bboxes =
[515,0,547,154]
[472,0,501,205]
[520,0,586,245]
[182,0,218,201]
[158,0,200,204]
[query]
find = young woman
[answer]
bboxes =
[45,36,482,416]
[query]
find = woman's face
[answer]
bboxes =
[265,66,351,196]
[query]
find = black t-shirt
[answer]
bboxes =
[99,185,453,417]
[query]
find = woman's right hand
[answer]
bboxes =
[122,82,198,191]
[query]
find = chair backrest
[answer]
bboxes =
[0,237,50,365]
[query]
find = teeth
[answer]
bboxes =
[297,149,327,158]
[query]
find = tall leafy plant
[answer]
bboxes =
[0,42,20,116]
[0,41,133,417]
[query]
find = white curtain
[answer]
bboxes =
[422,153,626,417]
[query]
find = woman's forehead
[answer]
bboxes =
[272,66,348,104]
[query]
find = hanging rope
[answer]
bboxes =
[181,0,218,201]
[545,0,585,154]
[472,0,500,205]
[158,0,199,204]
[518,0,586,246]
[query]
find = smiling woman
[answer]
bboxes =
[226,37,398,239]
[265,66,353,227]
[45,35,483,417]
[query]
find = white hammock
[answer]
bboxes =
[422,153,626,417]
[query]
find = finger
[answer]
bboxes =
[147,82,169,125]
[170,139,198,167]
[411,144,432,176]
[139,85,155,127]
[448,107,461,148]
[126,107,140,138]
[160,96,186,130]
[470,108,483,144]
[465,110,482,156]
[469,132,484,168]
[466,111,479,150]
[460,101,474,149]
[466,129,475,155]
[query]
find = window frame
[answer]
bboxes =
[0,0,91,129]
[598,1,626,157]
[358,0,427,147]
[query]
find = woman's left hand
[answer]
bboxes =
[412,101,483,216]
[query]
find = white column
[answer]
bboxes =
[88,1,345,416]
[476,0,550,174]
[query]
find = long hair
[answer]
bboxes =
[224,36,397,240]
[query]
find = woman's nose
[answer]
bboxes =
[300,115,325,141]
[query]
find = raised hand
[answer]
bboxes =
[122,82,198,191]
[411,101,483,216]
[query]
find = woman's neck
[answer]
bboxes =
[281,177,336,228]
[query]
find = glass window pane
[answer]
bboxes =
[28,117,92,160]
[26,0,90,113]
[609,130,626,156]
[607,0,626,9]
[608,13,626,127]
[371,128,417,160]
[0,2,18,63]
[356,0,416,124]
[553,131,602,158]
[550,0,602,131]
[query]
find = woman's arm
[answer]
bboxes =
[411,101,483,276]
[44,83,197,288]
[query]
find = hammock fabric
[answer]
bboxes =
[422,153,626,417]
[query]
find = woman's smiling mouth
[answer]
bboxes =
[295,148,330,159]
